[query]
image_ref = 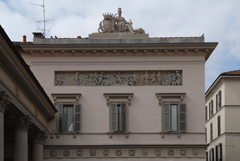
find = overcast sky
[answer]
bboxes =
[1,0,240,91]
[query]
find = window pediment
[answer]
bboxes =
[156,93,186,106]
[104,93,133,106]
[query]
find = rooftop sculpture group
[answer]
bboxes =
[98,8,145,34]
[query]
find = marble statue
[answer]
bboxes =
[98,8,145,34]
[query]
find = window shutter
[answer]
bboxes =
[120,103,127,132]
[179,103,186,132]
[208,104,210,118]
[216,145,218,161]
[75,103,81,132]
[211,100,213,116]
[111,103,118,132]
[58,103,63,132]
[205,106,207,121]
[219,144,222,161]
[212,149,214,161]
[217,116,220,136]
[219,91,221,108]
[163,103,170,132]
[216,94,218,111]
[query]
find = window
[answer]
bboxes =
[104,93,133,133]
[209,100,213,118]
[217,115,221,137]
[162,103,186,132]
[58,103,81,132]
[52,93,82,133]
[216,143,222,161]
[110,103,127,132]
[216,91,222,111]
[210,148,214,161]
[210,123,213,142]
[205,127,207,143]
[205,106,208,121]
[206,151,208,161]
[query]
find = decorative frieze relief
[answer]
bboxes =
[44,147,205,159]
[55,70,182,86]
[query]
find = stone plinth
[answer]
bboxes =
[89,33,149,39]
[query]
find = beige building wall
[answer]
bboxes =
[205,74,240,161]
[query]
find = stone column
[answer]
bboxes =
[0,92,11,161]
[32,131,47,161]
[13,115,32,161]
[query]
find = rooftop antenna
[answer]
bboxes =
[29,0,47,38]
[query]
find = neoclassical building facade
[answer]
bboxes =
[4,8,218,161]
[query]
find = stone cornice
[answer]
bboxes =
[21,43,217,61]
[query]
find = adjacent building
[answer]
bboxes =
[0,25,57,161]
[205,70,240,161]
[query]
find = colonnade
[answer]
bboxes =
[0,92,47,161]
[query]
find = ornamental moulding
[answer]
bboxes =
[55,70,182,87]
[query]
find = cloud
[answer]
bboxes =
[1,0,240,91]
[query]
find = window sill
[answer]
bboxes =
[107,131,131,138]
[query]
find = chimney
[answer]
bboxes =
[23,35,26,43]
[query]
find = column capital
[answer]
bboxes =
[13,115,33,131]
[0,91,11,113]
[31,131,48,144]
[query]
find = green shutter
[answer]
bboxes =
[163,103,170,132]
[120,103,127,132]
[58,103,63,132]
[179,103,186,132]
[111,103,118,132]
[75,103,81,132]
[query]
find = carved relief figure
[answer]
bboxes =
[150,72,157,85]
[157,71,161,85]
[143,71,149,85]
[84,73,89,86]
[93,72,98,86]
[176,71,181,85]
[171,73,177,85]
[55,72,66,86]
[74,72,80,86]
[102,72,109,86]
[132,72,138,86]
[114,72,122,85]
